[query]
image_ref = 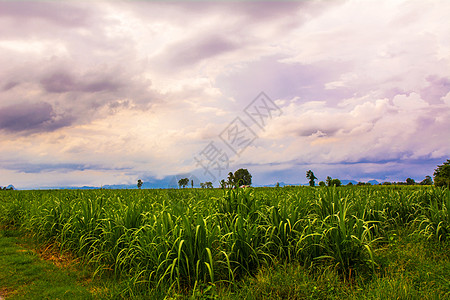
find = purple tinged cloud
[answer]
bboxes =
[0,1,449,189]
[0,102,74,133]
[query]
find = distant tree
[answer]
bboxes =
[347,182,353,186]
[205,182,213,189]
[137,179,143,189]
[227,172,235,187]
[420,176,433,185]
[326,176,332,187]
[233,168,252,186]
[306,170,317,187]
[276,182,280,188]
[319,181,326,187]
[330,178,341,187]
[178,178,189,188]
[434,159,450,188]
[382,181,392,185]
[191,179,194,188]
[220,179,227,189]
[406,178,416,185]
[200,182,206,188]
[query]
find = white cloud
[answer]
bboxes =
[393,93,429,110]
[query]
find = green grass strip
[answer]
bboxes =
[0,227,115,300]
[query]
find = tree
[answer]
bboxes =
[434,159,450,188]
[326,176,341,187]
[191,179,194,188]
[233,168,252,187]
[220,179,227,189]
[306,170,317,187]
[276,182,280,188]
[227,172,235,187]
[137,179,143,189]
[406,178,415,185]
[330,178,341,187]
[178,178,189,188]
[420,176,433,185]
[319,181,326,187]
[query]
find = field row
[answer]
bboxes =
[0,186,448,296]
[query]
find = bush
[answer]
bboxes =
[434,159,450,188]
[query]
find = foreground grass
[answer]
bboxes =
[228,230,450,300]
[0,227,120,300]
[2,229,449,299]
[1,227,449,300]
[0,186,449,298]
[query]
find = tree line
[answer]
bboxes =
[304,159,449,188]
[135,159,450,190]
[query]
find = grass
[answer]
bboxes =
[0,227,119,299]
[0,186,449,298]
[227,230,450,299]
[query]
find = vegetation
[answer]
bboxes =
[306,170,317,187]
[0,227,119,299]
[406,178,416,185]
[326,176,342,187]
[420,175,433,185]
[226,168,252,187]
[137,179,143,189]
[434,159,450,188]
[200,182,213,189]
[178,178,189,188]
[0,185,449,298]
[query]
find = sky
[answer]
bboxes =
[0,0,449,189]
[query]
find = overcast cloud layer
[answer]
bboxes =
[1,1,449,189]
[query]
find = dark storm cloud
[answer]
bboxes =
[0,102,73,133]
[40,72,75,93]
[40,70,121,94]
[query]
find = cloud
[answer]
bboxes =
[155,34,239,71]
[0,2,90,28]
[40,70,121,94]
[0,1,449,188]
[216,56,352,106]
[421,75,450,104]
[0,161,131,174]
[0,102,73,133]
